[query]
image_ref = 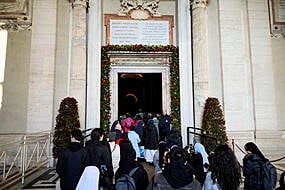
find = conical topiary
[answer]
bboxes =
[201,97,228,152]
[52,97,80,158]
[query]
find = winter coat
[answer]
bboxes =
[134,119,145,138]
[166,132,182,148]
[144,125,159,150]
[131,164,149,190]
[194,143,209,172]
[85,140,114,178]
[128,130,141,158]
[148,173,202,190]
[243,153,265,190]
[153,117,160,136]
[189,153,206,185]
[111,120,122,140]
[159,114,171,133]
[115,163,149,190]
[56,142,89,190]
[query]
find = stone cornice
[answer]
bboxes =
[190,0,208,10]
[0,0,32,31]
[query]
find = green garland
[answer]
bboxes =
[101,45,180,132]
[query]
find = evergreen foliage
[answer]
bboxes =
[52,97,81,158]
[201,97,228,152]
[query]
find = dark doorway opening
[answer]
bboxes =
[118,73,162,117]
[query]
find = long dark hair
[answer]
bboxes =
[119,140,136,173]
[211,144,241,190]
[158,141,168,169]
[244,142,266,159]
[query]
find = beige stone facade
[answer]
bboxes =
[0,0,284,161]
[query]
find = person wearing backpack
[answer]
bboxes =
[148,146,201,190]
[115,139,149,190]
[243,142,277,190]
[85,128,114,190]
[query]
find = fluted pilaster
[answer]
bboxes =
[69,0,88,128]
[191,0,209,128]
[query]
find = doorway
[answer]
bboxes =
[118,73,162,117]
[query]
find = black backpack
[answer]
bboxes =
[115,167,139,190]
[259,160,277,190]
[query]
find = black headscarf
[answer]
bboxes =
[244,142,266,160]
[118,140,137,174]
[158,141,168,169]
[163,146,194,188]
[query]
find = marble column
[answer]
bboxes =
[191,0,209,129]
[178,0,194,146]
[69,0,88,128]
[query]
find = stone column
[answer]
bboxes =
[178,0,194,146]
[69,0,88,128]
[191,0,209,129]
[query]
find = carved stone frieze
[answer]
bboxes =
[190,0,208,10]
[118,0,161,19]
[70,0,88,8]
[0,0,32,31]
[108,51,172,65]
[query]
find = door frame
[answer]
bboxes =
[110,65,170,123]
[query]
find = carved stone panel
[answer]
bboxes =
[0,0,32,31]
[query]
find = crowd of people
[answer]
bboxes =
[56,110,283,190]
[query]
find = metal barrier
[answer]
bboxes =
[0,128,112,188]
[0,132,52,187]
[187,127,217,150]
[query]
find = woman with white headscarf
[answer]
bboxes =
[76,166,100,190]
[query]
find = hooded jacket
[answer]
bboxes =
[56,142,89,190]
[85,140,114,178]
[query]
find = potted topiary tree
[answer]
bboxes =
[201,97,228,153]
[52,97,80,158]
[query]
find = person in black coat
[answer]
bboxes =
[166,126,182,148]
[159,110,171,141]
[188,148,205,185]
[85,128,114,190]
[144,119,159,163]
[243,142,268,190]
[115,140,149,190]
[56,129,89,190]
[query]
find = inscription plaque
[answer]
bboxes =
[105,14,174,45]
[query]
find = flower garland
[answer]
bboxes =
[101,45,181,131]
